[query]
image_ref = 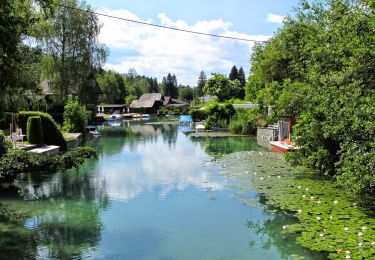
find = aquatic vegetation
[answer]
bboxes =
[220,151,375,259]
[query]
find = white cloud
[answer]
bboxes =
[98,8,271,85]
[266,13,285,24]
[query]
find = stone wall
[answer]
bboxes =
[257,127,278,149]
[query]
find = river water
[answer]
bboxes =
[0,121,325,259]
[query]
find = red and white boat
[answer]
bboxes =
[270,139,295,153]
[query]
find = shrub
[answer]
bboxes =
[189,108,207,122]
[0,130,12,157]
[18,111,67,150]
[0,149,51,180]
[229,108,260,135]
[0,146,97,180]
[26,116,44,145]
[204,103,236,129]
[62,97,88,134]
[57,146,97,171]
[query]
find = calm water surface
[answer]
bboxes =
[0,121,324,259]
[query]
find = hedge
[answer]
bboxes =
[26,116,44,145]
[18,111,67,150]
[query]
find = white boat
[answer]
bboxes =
[86,126,100,136]
[195,122,205,132]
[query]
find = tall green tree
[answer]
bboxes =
[238,67,246,87]
[228,65,239,81]
[40,0,108,102]
[196,71,207,97]
[0,0,52,112]
[161,73,178,98]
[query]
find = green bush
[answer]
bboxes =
[0,130,12,157]
[0,149,51,180]
[58,146,97,171]
[18,111,67,150]
[26,116,44,145]
[204,103,236,129]
[189,108,207,121]
[0,146,97,180]
[62,97,88,134]
[229,108,260,135]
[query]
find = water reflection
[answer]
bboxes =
[0,165,108,259]
[0,121,326,259]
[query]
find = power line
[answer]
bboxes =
[58,3,267,43]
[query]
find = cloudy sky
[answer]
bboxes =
[87,0,299,86]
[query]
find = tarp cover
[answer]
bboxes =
[178,115,192,123]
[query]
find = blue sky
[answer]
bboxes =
[87,0,300,85]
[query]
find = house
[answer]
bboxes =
[164,96,188,107]
[97,104,127,115]
[199,95,218,103]
[129,93,164,114]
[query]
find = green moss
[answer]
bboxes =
[220,151,375,259]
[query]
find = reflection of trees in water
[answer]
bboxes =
[244,195,327,260]
[246,214,327,260]
[191,137,264,158]
[0,165,109,259]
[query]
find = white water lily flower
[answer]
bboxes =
[362,226,368,231]
[357,242,363,247]
[298,209,302,214]
[345,250,351,255]
[358,232,364,237]
[302,195,306,198]
[260,177,264,180]
[317,200,321,204]
[323,229,327,232]
[370,241,375,247]
[352,202,357,206]
[333,200,339,205]
[297,186,301,189]
[310,196,315,200]
[345,256,351,259]
[277,175,281,178]
[330,216,334,220]
[316,216,321,221]
[305,188,309,191]
[344,227,349,232]
[319,233,324,238]
[282,225,288,230]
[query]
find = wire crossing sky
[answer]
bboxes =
[58,3,267,43]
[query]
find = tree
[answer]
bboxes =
[247,0,375,194]
[238,67,246,87]
[228,65,239,81]
[203,73,242,101]
[96,70,122,104]
[161,73,178,98]
[196,71,207,97]
[0,0,53,112]
[40,0,108,101]
[62,96,87,134]
[178,86,193,101]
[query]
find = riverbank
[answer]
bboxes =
[220,151,375,259]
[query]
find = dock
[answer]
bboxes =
[29,145,60,156]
